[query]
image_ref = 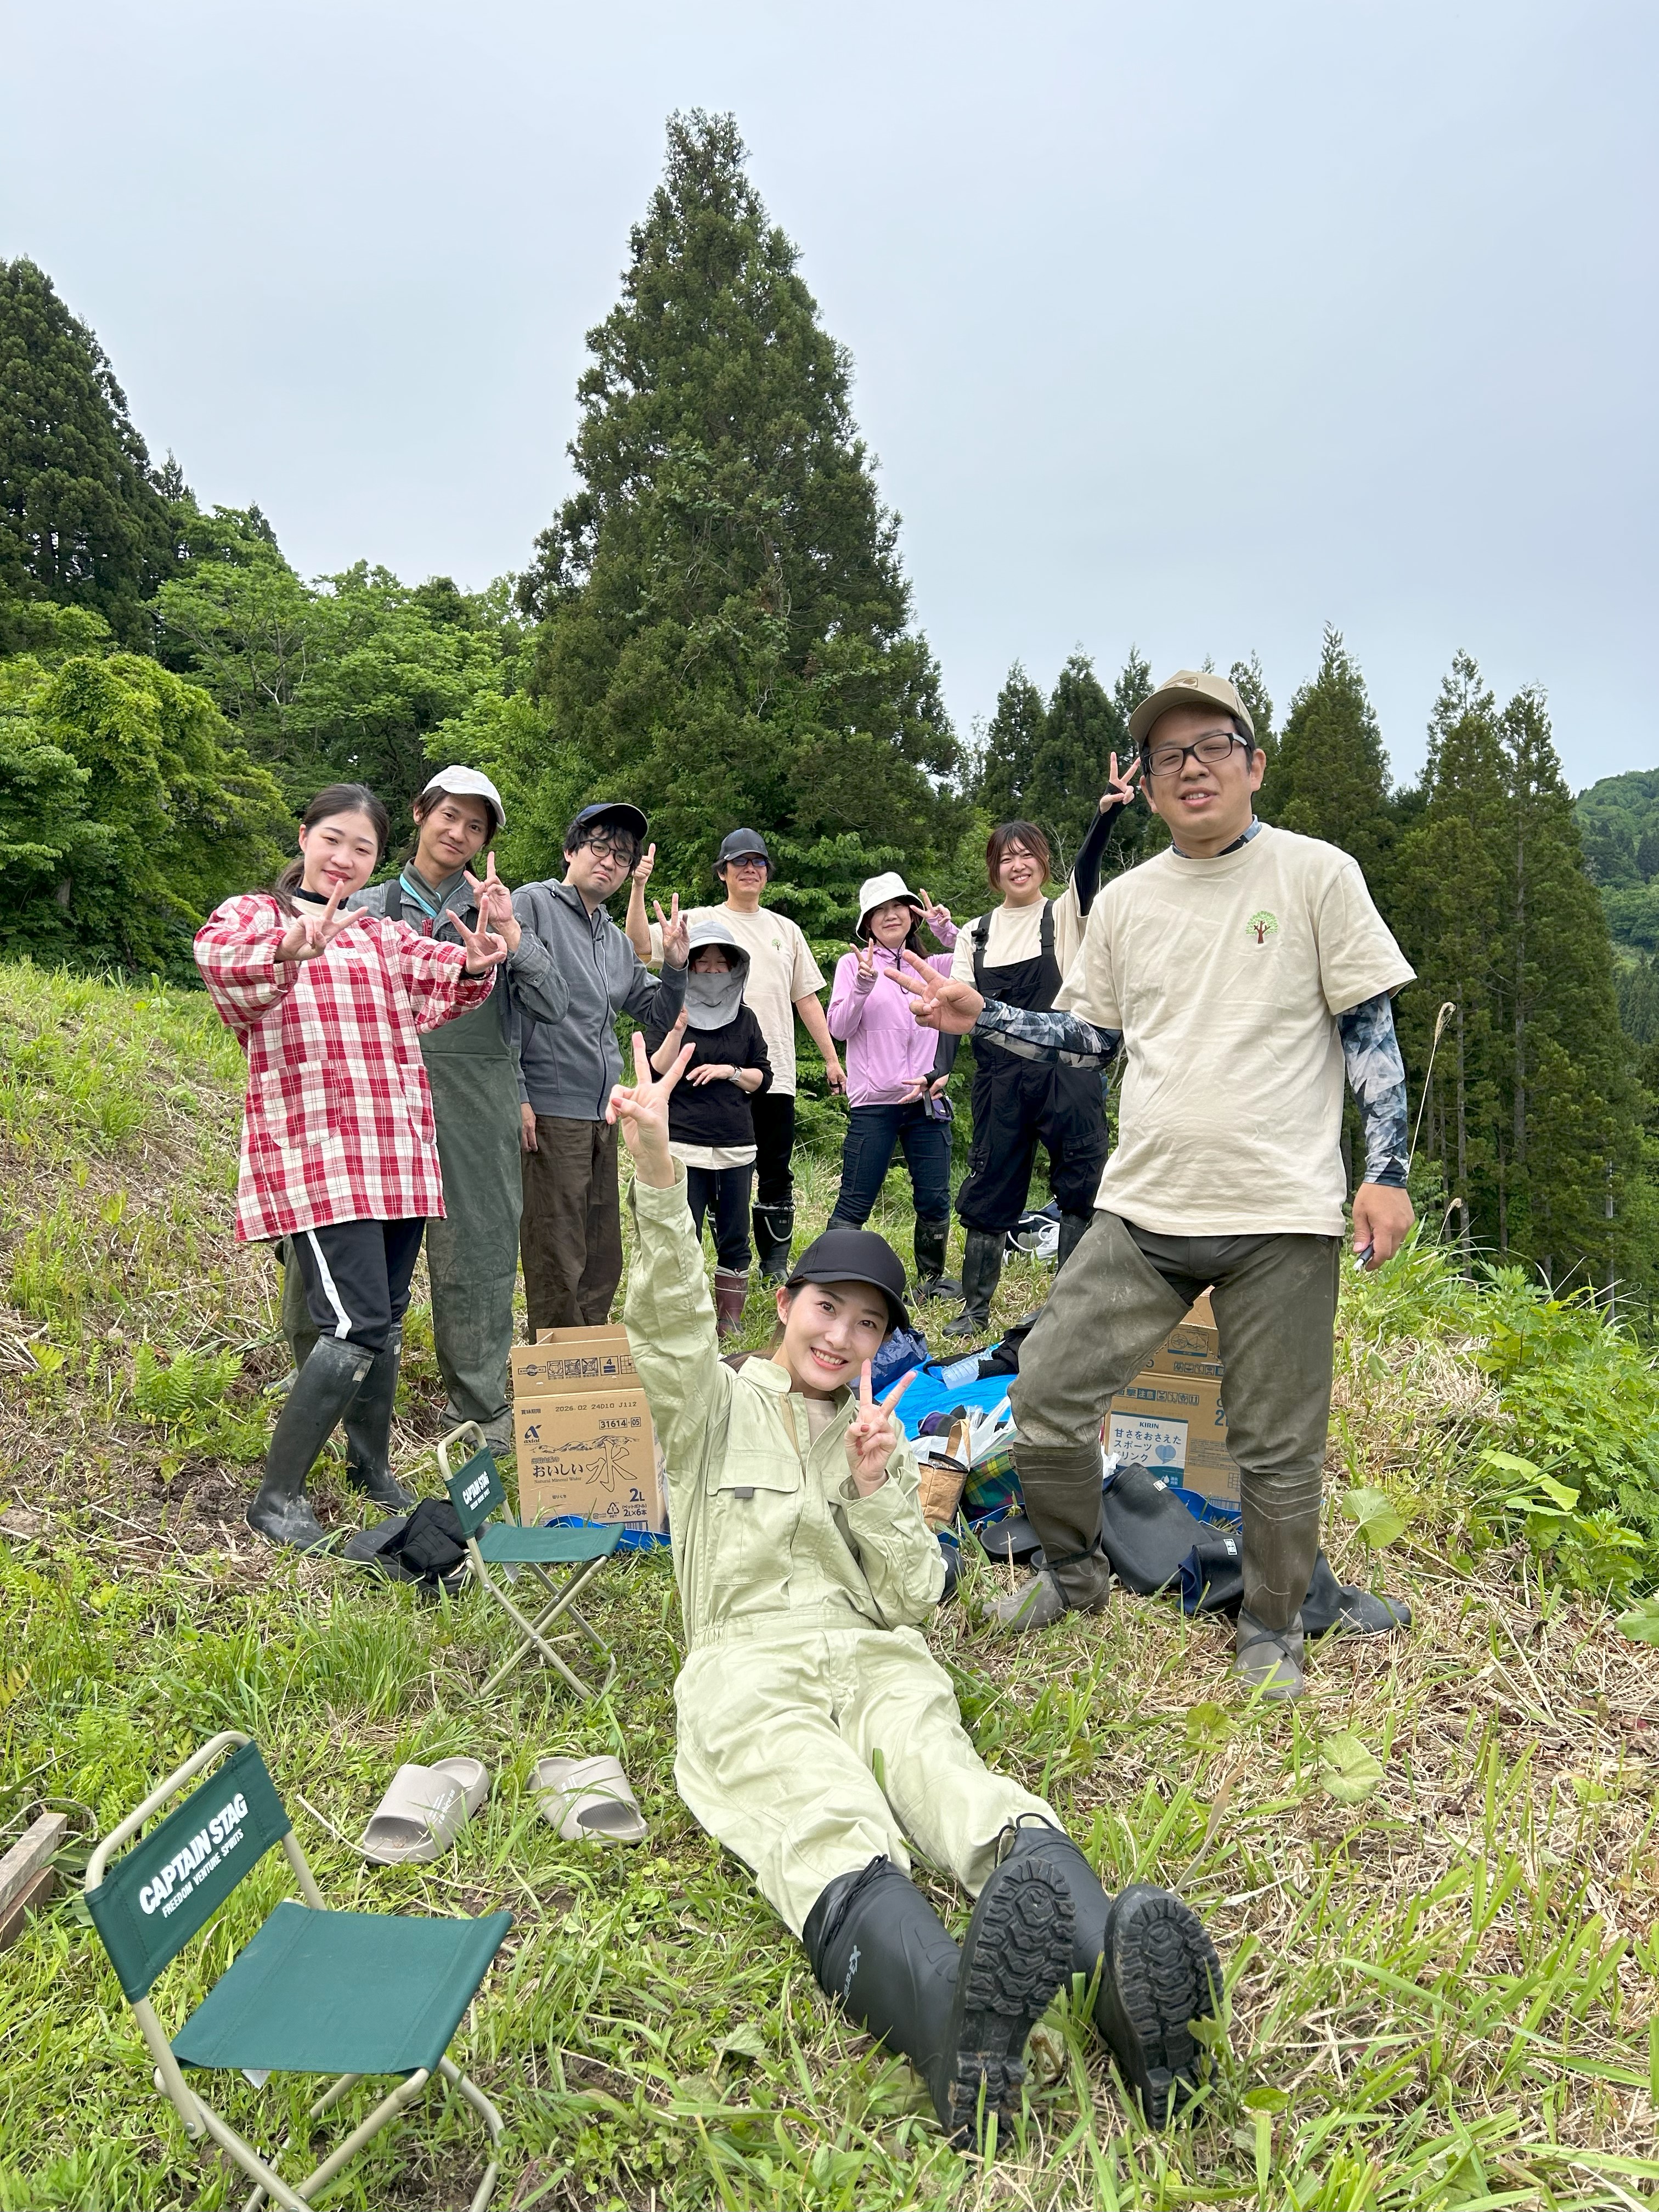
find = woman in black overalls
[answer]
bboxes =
[946,794,1130,1339]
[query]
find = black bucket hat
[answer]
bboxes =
[785,1227,910,1333]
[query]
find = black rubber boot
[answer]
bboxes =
[913,1216,961,1302]
[1056,1211,1093,1271]
[1001,1821,1221,2126]
[342,1327,415,1510]
[805,1853,1074,2150]
[943,1228,1003,1340]
[754,1203,795,1285]
[247,1336,372,1550]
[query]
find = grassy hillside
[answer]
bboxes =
[2,962,1658,2210]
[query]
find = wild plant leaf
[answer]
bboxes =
[1318,1731,1385,1804]
[1480,1447,1541,1478]
[1343,1487,1406,1548]
[715,2022,767,2064]
[1615,1598,1659,1647]
[1185,1701,1232,1751]
[1242,2085,1291,2112]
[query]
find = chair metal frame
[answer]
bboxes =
[439,1422,619,1700]
[85,1731,505,2212]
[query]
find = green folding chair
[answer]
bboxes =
[439,1422,623,1700]
[84,1732,510,2212]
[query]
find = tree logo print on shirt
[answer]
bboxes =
[1248,911,1279,946]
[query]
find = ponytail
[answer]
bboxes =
[271,783,391,914]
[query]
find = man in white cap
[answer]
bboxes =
[280,766,567,1454]
[895,672,1416,1700]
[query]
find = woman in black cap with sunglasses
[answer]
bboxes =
[609,1035,1222,2155]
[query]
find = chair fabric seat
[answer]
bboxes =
[476,1524,623,1566]
[171,1900,511,2076]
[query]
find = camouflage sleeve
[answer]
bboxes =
[974,999,1121,1061]
[1338,992,1408,1187]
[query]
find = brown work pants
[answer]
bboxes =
[1011,1209,1341,1632]
[520,1115,624,1337]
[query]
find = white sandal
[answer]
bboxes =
[532,1754,647,1847]
[360,1757,492,1865]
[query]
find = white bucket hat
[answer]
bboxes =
[855,871,924,941]
[417,764,507,831]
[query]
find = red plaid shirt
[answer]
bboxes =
[195,894,496,1242]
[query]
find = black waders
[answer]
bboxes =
[247,1336,371,1551]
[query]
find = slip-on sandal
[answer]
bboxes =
[532,1754,648,1847]
[360,1756,492,1865]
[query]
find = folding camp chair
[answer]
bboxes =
[84,1731,510,2212]
[440,1421,622,1700]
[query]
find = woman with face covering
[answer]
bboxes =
[610,1037,1222,2152]
[194,783,517,1550]
[642,917,771,1337]
[826,873,960,1301]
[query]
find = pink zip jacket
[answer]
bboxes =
[827,938,956,1107]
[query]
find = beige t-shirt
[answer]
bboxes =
[649,904,825,1097]
[949,881,1085,984]
[1059,825,1415,1237]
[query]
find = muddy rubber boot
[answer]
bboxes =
[1001,1821,1222,2126]
[713,1268,749,1340]
[247,1336,371,1550]
[990,1442,1114,1632]
[806,1853,1074,2151]
[913,1216,961,1302]
[753,1203,795,1285]
[343,1328,416,1511]
[1055,1211,1093,1271]
[943,1228,1003,1340]
[1233,1608,1306,1701]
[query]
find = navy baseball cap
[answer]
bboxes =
[569,802,647,845]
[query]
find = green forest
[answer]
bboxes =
[2,109,1653,1309]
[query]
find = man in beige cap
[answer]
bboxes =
[895,670,1416,1699]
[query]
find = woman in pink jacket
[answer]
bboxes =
[195,782,516,1551]
[826,873,960,1303]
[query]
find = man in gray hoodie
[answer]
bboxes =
[514,803,691,1333]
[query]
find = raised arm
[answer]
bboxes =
[887,952,1120,1063]
[623,843,656,963]
[193,896,304,1035]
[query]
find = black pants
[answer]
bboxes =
[289,1217,425,1356]
[831,1102,952,1226]
[687,1164,754,1271]
[954,1050,1108,1232]
[749,1091,796,1211]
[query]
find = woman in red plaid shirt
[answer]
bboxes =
[195,783,517,1550]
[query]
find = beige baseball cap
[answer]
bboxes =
[1128,669,1255,748]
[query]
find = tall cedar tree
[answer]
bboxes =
[1270,627,1392,883]
[1392,654,1647,1286]
[0,259,177,649]
[1027,651,1126,871]
[975,663,1045,823]
[512,112,961,887]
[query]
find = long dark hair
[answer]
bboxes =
[272,785,391,913]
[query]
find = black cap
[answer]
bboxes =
[716,826,771,873]
[786,1227,910,1332]
[570,801,648,845]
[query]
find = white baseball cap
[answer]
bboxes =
[417,765,507,830]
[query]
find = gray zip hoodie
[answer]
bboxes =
[514,877,687,1121]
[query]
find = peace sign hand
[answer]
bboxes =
[844,1362,916,1496]
[656,895,690,969]
[454,909,511,974]
[606,1029,695,1187]
[917,887,953,936]
[851,938,876,985]
[464,853,521,951]
[1101,752,1141,811]
[276,883,359,964]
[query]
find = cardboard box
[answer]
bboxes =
[514,1387,667,1532]
[1105,1369,1238,1507]
[514,1323,640,1395]
[1150,1294,1219,1370]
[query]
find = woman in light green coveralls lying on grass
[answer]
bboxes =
[611,1034,1223,2148]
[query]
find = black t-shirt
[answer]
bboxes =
[642,1006,772,1150]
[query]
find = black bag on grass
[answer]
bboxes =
[342,1498,469,1598]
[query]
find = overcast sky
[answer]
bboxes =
[4,2,1654,791]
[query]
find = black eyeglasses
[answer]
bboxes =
[580,834,636,864]
[1143,732,1248,779]
[725,855,768,872]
